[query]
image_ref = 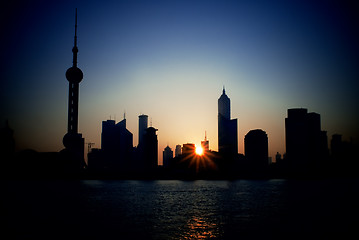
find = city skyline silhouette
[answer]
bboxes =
[1,1,359,167]
[2,3,359,238]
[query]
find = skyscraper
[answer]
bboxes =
[285,108,327,172]
[218,87,238,158]
[182,143,196,156]
[101,118,133,172]
[175,144,182,157]
[143,127,158,171]
[138,114,148,147]
[201,132,209,152]
[218,88,230,119]
[163,146,173,168]
[101,120,116,153]
[62,9,85,170]
[245,129,269,169]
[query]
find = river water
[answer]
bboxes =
[2,179,358,239]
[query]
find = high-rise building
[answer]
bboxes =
[101,120,116,153]
[62,9,85,170]
[245,129,269,169]
[285,108,327,172]
[138,114,148,147]
[101,118,133,171]
[175,145,182,157]
[163,146,173,168]
[182,143,195,156]
[218,87,238,157]
[115,118,133,168]
[143,127,158,171]
[218,88,230,119]
[201,132,209,152]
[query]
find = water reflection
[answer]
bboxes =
[181,216,221,239]
[3,180,358,239]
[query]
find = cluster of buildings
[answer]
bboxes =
[82,84,355,178]
[87,115,159,177]
[83,87,265,177]
[1,11,357,179]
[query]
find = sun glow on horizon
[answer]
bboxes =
[195,145,204,155]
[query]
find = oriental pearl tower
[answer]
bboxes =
[62,9,85,170]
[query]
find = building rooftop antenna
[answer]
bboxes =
[205,131,207,141]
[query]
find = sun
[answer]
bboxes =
[195,145,204,155]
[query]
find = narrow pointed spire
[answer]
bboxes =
[74,8,77,47]
[223,85,225,94]
[72,8,78,67]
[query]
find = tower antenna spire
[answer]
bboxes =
[75,8,77,46]
[72,8,78,67]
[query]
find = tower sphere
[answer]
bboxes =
[66,66,83,83]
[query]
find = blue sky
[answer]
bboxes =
[1,0,358,163]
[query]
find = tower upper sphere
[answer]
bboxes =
[66,8,83,83]
[66,66,83,83]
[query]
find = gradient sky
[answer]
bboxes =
[1,0,358,164]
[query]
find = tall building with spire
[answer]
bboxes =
[62,9,85,169]
[201,131,209,152]
[218,87,238,159]
[218,87,230,119]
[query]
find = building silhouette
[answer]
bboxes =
[138,114,148,146]
[201,132,209,152]
[245,129,269,170]
[285,108,328,173]
[275,152,282,163]
[163,145,173,168]
[100,118,133,173]
[329,134,357,175]
[135,115,158,173]
[331,134,343,158]
[218,87,238,170]
[175,144,182,157]
[61,9,85,173]
[182,143,196,156]
[142,127,158,171]
[101,120,116,153]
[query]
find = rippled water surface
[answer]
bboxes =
[2,179,358,239]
